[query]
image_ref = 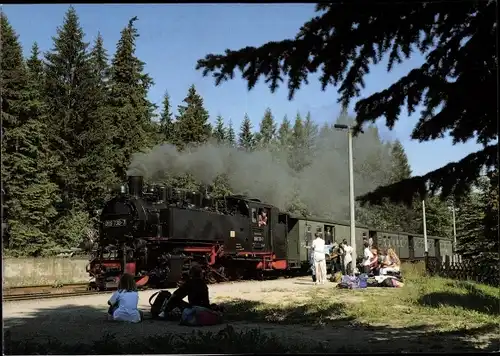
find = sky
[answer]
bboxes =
[2,4,486,177]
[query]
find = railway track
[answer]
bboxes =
[3,283,100,302]
[3,290,102,302]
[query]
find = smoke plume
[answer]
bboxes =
[127,127,393,219]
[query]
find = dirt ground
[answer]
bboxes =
[3,276,497,352]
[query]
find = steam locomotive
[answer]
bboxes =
[88,176,454,290]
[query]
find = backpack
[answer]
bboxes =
[338,275,360,289]
[180,306,222,326]
[149,290,172,319]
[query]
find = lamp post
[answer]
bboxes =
[334,124,359,270]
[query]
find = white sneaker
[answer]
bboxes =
[158,312,165,318]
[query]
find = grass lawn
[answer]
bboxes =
[5,263,500,354]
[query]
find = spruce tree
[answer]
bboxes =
[174,84,211,148]
[390,140,412,183]
[158,91,174,143]
[455,184,486,258]
[108,16,157,178]
[277,115,292,151]
[1,15,59,255]
[198,2,497,204]
[226,119,236,146]
[44,8,115,247]
[238,114,255,151]
[26,42,44,81]
[302,111,318,166]
[480,171,499,263]
[212,115,226,144]
[44,6,94,210]
[289,112,305,171]
[457,173,499,263]
[84,32,117,213]
[256,108,276,149]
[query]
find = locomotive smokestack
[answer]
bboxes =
[128,176,144,197]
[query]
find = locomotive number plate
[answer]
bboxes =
[103,219,127,228]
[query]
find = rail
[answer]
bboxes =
[3,283,99,302]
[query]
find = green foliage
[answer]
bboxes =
[255,108,276,149]
[390,140,412,183]
[84,32,118,214]
[158,91,175,143]
[238,114,255,151]
[43,6,94,212]
[108,16,157,179]
[174,84,211,147]
[1,14,60,256]
[226,119,236,146]
[277,115,292,150]
[196,2,497,205]
[52,209,93,249]
[288,112,305,171]
[456,173,499,263]
[213,115,227,144]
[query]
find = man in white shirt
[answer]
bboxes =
[362,241,374,274]
[312,231,327,285]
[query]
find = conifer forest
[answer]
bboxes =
[1,4,497,265]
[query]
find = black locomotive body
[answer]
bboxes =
[88,176,455,290]
[88,176,288,290]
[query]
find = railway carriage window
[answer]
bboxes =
[305,224,312,241]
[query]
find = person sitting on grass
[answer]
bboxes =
[158,264,223,319]
[369,247,380,275]
[380,248,401,275]
[107,273,143,323]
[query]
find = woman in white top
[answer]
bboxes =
[362,241,374,274]
[312,232,327,285]
[341,239,353,275]
[380,248,401,275]
[107,273,143,323]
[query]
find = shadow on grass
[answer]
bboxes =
[3,297,499,354]
[222,299,353,326]
[418,280,500,316]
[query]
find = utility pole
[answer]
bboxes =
[452,204,457,250]
[334,124,362,273]
[422,200,428,256]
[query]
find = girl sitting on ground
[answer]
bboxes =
[380,248,401,275]
[107,273,143,323]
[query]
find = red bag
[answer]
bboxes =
[180,306,222,326]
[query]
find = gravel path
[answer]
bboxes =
[4,276,497,352]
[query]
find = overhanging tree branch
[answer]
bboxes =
[196,1,497,204]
